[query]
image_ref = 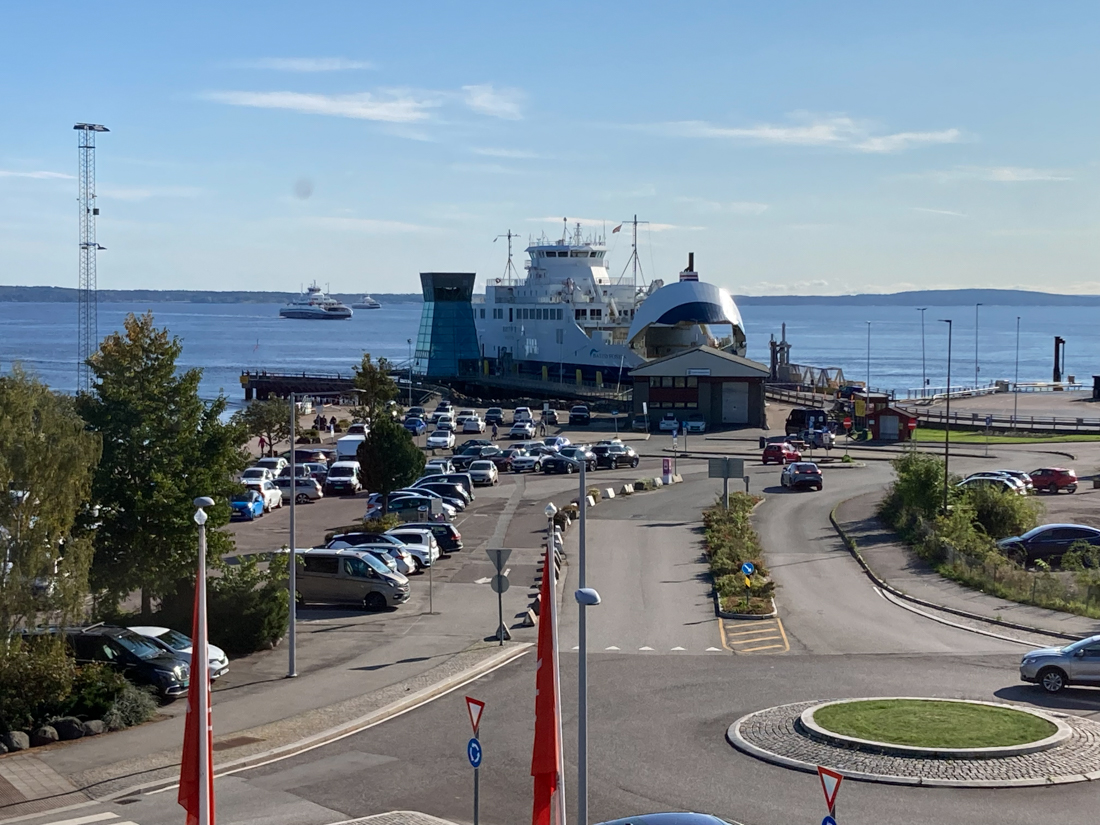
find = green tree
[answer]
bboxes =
[0,366,101,633]
[76,313,249,613]
[238,398,291,457]
[357,415,424,514]
[352,353,399,423]
[961,484,1041,541]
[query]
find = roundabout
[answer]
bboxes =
[728,698,1100,787]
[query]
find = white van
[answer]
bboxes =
[336,434,366,461]
[513,406,533,424]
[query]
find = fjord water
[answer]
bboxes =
[0,301,1096,401]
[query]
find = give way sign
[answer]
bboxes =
[817,766,843,811]
[465,696,485,735]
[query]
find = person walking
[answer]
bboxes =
[491,423,498,440]
[258,435,267,456]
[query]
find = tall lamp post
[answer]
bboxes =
[1013,316,1021,431]
[191,495,214,825]
[407,338,414,408]
[940,319,953,513]
[865,321,871,392]
[974,303,983,389]
[574,462,600,825]
[917,307,928,396]
[287,394,299,678]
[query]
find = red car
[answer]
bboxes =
[1029,468,1078,494]
[762,442,801,465]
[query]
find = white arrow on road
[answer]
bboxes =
[474,577,492,585]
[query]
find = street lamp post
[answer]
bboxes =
[917,308,928,396]
[1013,316,1021,431]
[974,303,983,390]
[288,394,299,678]
[407,338,414,408]
[192,495,214,825]
[575,462,600,825]
[544,503,557,555]
[940,319,953,513]
[866,321,871,392]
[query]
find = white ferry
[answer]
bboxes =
[473,221,746,384]
[279,283,353,320]
[352,296,382,310]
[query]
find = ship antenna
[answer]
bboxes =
[493,230,520,283]
[562,217,568,245]
[616,214,648,289]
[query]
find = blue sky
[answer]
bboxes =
[2,2,1099,295]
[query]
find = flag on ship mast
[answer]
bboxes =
[612,224,622,234]
[179,526,214,825]
[531,542,565,825]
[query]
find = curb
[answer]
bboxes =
[725,712,1100,788]
[99,643,532,801]
[827,498,1083,643]
[714,594,778,620]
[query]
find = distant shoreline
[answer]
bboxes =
[1,285,1098,307]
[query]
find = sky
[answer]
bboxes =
[2,2,1100,296]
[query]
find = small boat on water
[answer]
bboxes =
[280,283,353,320]
[352,295,382,310]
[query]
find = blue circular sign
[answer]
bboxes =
[822,817,837,825]
[741,562,755,577]
[467,737,482,768]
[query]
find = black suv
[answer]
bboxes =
[452,445,503,470]
[484,407,505,426]
[398,521,464,552]
[569,405,591,426]
[592,444,639,469]
[39,625,190,700]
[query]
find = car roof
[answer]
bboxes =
[127,625,171,636]
[1025,523,1100,534]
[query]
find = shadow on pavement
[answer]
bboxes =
[994,684,1100,714]
[351,655,437,672]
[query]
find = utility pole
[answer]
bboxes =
[974,303,983,389]
[1013,316,1021,431]
[917,307,928,395]
[407,338,414,408]
[288,394,298,678]
[940,319,953,513]
[75,123,108,391]
[865,321,871,392]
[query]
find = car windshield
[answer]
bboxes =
[329,467,354,477]
[154,628,193,651]
[1062,637,1100,654]
[231,492,253,503]
[114,632,167,660]
[242,469,265,478]
[470,461,493,470]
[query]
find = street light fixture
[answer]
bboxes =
[939,319,953,513]
[1013,316,1021,431]
[865,321,871,392]
[917,308,928,395]
[974,303,983,390]
[544,502,558,554]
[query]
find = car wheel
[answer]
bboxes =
[632,458,639,467]
[566,463,574,474]
[1067,485,1077,494]
[815,484,823,491]
[1047,483,1059,494]
[1039,667,1067,693]
[610,459,618,470]
[413,558,424,574]
[296,493,309,504]
[364,592,387,611]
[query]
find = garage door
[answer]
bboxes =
[880,415,899,440]
[721,382,749,424]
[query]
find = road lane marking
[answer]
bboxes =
[719,616,790,655]
[706,647,722,652]
[474,577,491,584]
[740,643,785,652]
[604,646,620,651]
[670,646,686,651]
[41,815,119,825]
[639,646,654,651]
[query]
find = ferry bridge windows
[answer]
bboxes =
[479,308,485,319]
[492,308,504,320]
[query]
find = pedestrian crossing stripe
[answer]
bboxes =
[43,815,135,825]
[718,617,790,655]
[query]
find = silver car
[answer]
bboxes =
[1020,634,1100,693]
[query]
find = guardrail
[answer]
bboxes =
[896,407,1100,433]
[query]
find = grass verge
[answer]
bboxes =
[913,427,1100,444]
[813,699,1055,748]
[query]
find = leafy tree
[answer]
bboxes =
[352,353,399,423]
[961,484,1041,541]
[357,415,424,514]
[0,366,101,633]
[76,313,249,614]
[238,398,291,457]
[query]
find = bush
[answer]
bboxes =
[64,663,128,720]
[703,493,767,580]
[208,553,290,655]
[0,636,75,733]
[879,451,946,536]
[104,683,158,731]
[959,485,1041,540]
[586,487,602,503]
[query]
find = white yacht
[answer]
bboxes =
[474,221,746,384]
[279,283,353,320]
[352,295,382,309]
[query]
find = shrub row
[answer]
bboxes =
[702,492,774,615]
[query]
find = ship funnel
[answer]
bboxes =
[679,252,698,282]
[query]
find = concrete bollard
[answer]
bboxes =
[586,495,596,507]
[604,488,615,499]
[522,609,538,627]
[620,483,634,495]
[653,477,664,488]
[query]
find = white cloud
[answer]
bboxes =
[305,216,443,233]
[471,147,541,159]
[918,166,1073,183]
[912,207,967,217]
[642,115,961,154]
[0,170,73,180]
[235,57,374,72]
[451,163,520,175]
[462,85,524,120]
[750,279,832,295]
[203,90,437,123]
[100,185,204,201]
[675,196,768,215]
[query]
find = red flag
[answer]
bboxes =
[611,224,622,234]
[531,543,563,825]
[179,536,214,825]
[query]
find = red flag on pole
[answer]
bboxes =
[611,224,622,234]
[531,542,564,825]
[179,525,214,825]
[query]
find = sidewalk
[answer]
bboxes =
[835,492,1100,639]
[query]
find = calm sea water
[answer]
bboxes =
[0,301,1096,402]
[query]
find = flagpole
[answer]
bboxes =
[549,542,567,825]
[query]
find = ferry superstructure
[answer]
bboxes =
[473,222,746,385]
[279,283,353,320]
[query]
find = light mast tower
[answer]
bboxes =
[74,123,108,391]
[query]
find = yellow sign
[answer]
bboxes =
[854,398,866,417]
[743,576,752,588]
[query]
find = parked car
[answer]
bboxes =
[425,457,456,474]
[963,472,1028,495]
[435,414,455,432]
[407,406,427,419]
[542,435,571,452]
[453,438,493,455]
[46,625,190,699]
[255,456,288,474]
[785,407,828,436]
[414,481,471,508]
[454,409,476,427]
[398,521,464,553]
[274,476,324,504]
[230,490,265,521]
[302,462,329,484]
[513,406,534,424]
[542,454,582,474]
[781,462,823,491]
[541,408,560,425]
[510,421,536,439]
[632,414,650,433]
[683,413,707,434]
[485,407,505,425]
[569,405,591,426]
[293,448,330,465]
[129,625,230,680]
[462,415,486,434]
[404,417,428,436]
[468,460,499,486]
[1029,467,1078,494]
[512,447,552,473]
[762,442,801,465]
[326,533,431,571]
[366,494,456,521]
[558,446,597,471]
[956,476,1024,496]
[658,413,680,433]
[244,479,283,512]
[278,464,314,479]
[430,403,452,424]
[453,445,503,470]
[325,460,362,495]
[241,466,274,484]
[997,523,1100,566]
[591,443,640,470]
[384,527,443,567]
[995,469,1034,492]
[492,447,524,471]
[1019,634,1100,693]
[295,549,409,611]
[432,472,475,499]
[427,429,456,450]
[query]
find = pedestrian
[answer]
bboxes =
[491,423,498,440]
[258,435,267,456]
[539,419,547,436]
[329,415,338,432]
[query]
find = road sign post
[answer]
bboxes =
[486,548,512,644]
[817,766,843,819]
[465,696,485,825]
[708,457,745,509]
[420,505,434,614]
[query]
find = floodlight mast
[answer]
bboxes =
[75,123,108,391]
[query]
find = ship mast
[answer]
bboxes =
[617,214,648,291]
[494,229,521,284]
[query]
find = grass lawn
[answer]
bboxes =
[913,427,1100,444]
[813,699,1056,748]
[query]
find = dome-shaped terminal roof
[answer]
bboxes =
[627,280,744,347]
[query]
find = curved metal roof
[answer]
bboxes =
[627,280,744,345]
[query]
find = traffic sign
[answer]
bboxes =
[467,737,482,768]
[842,416,852,429]
[490,574,510,594]
[662,458,671,475]
[908,418,918,430]
[817,766,843,811]
[485,547,511,573]
[821,818,837,825]
[465,696,484,734]
[741,562,755,577]
[985,414,993,428]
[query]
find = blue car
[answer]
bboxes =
[230,490,265,521]
[404,417,427,435]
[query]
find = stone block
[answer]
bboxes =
[53,717,85,741]
[30,725,59,747]
[620,483,634,495]
[522,609,538,627]
[2,731,29,751]
[82,720,106,737]
[586,495,596,507]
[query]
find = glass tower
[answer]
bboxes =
[412,272,481,378]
